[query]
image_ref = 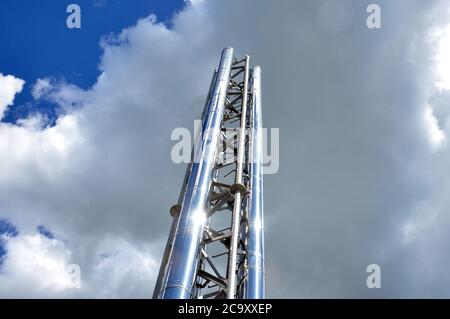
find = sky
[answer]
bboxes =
[1,0,450,298]
[0,0,183,124]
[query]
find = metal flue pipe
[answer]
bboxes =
[245,66,265,298]
[160,48,234,299]
[153,69,219,299]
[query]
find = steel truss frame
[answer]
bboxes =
[192,56,253,299]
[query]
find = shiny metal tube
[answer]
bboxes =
[227,55,250,299]
[153,69,219,299]
[246,66,265,298]
[161,48,234,299]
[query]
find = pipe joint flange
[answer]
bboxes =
[170,204,181,217]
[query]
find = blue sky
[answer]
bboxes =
[0,0,184,125]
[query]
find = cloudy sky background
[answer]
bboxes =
[1,0,450,298]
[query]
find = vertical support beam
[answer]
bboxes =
[227,55,250,299]
[161,48,234,299]
[246,66,265,298]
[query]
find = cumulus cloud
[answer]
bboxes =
[0,234,76,297]
[1,0,450,298]
[0,232,159,298]
[0,73,24,120]
[31,78,51,100]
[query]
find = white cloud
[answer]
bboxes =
[424,104,446,149]
[80,237,160,298]
[0,234,75,297]
[434,24,450,90]
[31,78,51,100]
[0,232,159,298]
[32,78,88,112]
[0,73,25,120]
[0,113,81,184]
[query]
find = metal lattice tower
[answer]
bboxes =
[153,48,264,299]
